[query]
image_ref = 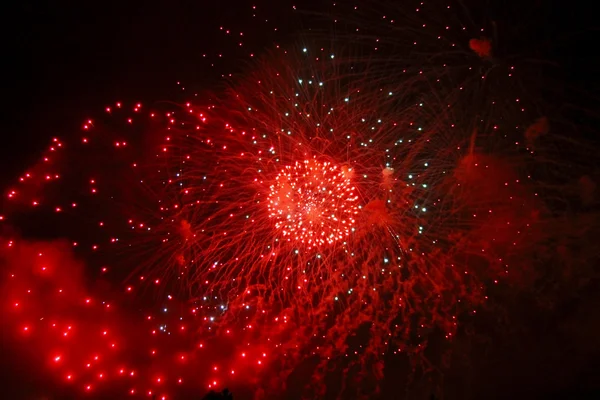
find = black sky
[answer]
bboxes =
[2,0,598,184]
[1,0,306,185]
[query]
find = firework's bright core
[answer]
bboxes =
[267,158,358,249]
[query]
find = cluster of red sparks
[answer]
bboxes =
[267,159,359,249]
[0,82,538,399]
[1,2,591,399]
[2,239,270,399]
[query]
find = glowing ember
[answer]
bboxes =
[267,158,358,249]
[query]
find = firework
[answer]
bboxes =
[1,46,491,397]
[2,2,597,399]
[95,47,520,396]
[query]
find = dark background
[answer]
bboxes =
[1,0,306,185]
[1,1,599,399]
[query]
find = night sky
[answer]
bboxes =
[1,1,599,399]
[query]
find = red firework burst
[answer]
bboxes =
[267,158,359,249]
[0,50,535,398]
[2,2,596,399]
